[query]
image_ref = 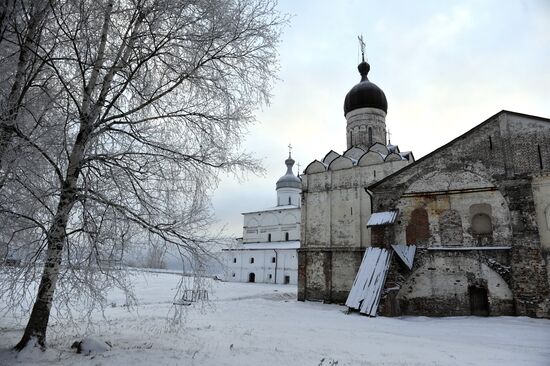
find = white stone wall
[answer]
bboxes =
[242,207,300,244]
[224,249,298,284]
[302,160,410,249]
[277,187,301,207]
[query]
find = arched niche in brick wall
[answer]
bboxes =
[406,207,430,245]
[439,209,464,246]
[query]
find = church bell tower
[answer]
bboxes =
[343,38,388,150]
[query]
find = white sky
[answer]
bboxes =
[210,0,550,238]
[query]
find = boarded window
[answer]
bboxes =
[406,208,430,245]
[472,213,492,235]
[439,209,463,246]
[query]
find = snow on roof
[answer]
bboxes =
[367,211,398,226]
[223,241,300,250]
[392,245,416,270]
[345,247,391,317]
[242,204,299,215]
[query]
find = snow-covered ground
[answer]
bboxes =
[1,271,550,366]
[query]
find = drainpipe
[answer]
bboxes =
[364,188,374,213]
[273,249,279,284]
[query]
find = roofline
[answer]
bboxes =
[368,110,550,190]
[241,205,300,215]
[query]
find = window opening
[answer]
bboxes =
[538,144,543,170]
[268,233,271,242]
[285,232,289,241]
[368,127,373,146]
[233,257,237,263]
[250,257,254,264]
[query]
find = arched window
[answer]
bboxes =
[406,207,430,245]
[267,233,271,242]
[368,127,373,146]
[285,232,289,241]
[250,257,254,264]
[288,196,291,205]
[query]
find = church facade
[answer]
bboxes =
[369,111,550,317]
[224,153,301,284]
[298,58,414,302]
[298,54,550,318]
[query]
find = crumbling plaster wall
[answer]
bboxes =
[298,159,410,302]
[371,112,550,317]
[393,188,513,247]
[396,251,514,316]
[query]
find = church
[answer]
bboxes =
[224,153,301,284]
[298,50,550,318]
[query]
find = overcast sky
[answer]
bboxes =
[209,0,550,239]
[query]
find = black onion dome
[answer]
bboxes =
[343,61,387,115]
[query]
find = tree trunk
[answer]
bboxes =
[14,123,91,350]
[14,191,75,350]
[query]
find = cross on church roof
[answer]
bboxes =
[387,129,392,144]
[288,143,292,158]
[358,34,366,62]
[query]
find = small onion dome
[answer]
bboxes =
[276,155,301,190]
[343,61,387,115]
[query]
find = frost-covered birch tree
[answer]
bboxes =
[0,0,55,179]
[0,0,285,350]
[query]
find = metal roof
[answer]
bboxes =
[366,211,399,227]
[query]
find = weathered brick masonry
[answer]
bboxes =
[370,111,550,317]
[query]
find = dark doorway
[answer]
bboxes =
[248,273,256,283]
[284,275,290,284]
[469,286,489,316]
